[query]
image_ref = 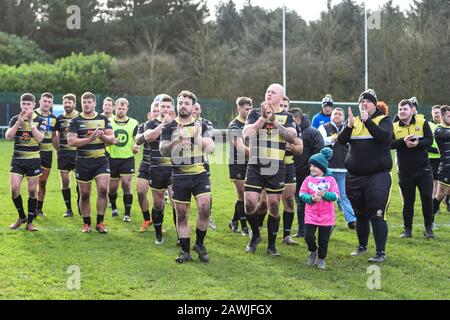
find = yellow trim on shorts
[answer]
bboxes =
[438,181,450,187]
[266,187,285,193]
[172,199,191,204]
[76,179,93,184]
[109,177,120,181]
[119,174,135,177]
[194,192,211,199]
[244,184,263,189]
[230,179,245,182]
[136,177,150,182]
[58,169,70,173]
[150,187,168,192]
[95,173,111,179]
[284,183,297,186]
[41,166,51,171]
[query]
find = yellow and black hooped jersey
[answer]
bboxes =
[9,115,45,160]
[284,123,301,165]
[33,109,57,152]
[137,121,152,165]
[55,111,79,152]
[68,112,112,159]
[160,117,213,176]
[147,117,172,168]
[245,109,297,167]
[228,115,248,165]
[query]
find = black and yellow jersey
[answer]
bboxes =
[245,109,297,167]
[228,115,248,165]
[160,117,213,176]
[68,112,112,159]
[33,108,57,152]
[337,108,393,175]
[392,114,433,175]
[434,124,450,173]
[284,123,301,165]
[137,121,152,165]
[147,116,171,168]
[55,111,79,152]
[9,115,45,160]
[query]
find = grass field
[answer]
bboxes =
[0,140,449,300]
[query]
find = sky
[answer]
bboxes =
[206,0,416,22]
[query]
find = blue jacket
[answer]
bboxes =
[311,112,331,129]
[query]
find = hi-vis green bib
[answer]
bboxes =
[109,117,139,159]
[351,115,387,140]
[428,121,440,159]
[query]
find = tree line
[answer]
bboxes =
[0,0,448,109]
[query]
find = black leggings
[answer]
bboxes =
[399,170,434,229]
[304,224,333,259]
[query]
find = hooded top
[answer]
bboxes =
[337,108,393,176]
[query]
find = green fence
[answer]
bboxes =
[0,92,236,129]
[0,91,436,129]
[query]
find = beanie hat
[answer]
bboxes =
[309,147,333,176]
[358,89,377,106]
[322,94,334,107]
[409,96,419,108]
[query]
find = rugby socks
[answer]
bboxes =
[123,194,133,216]
[62,188,72,211]
[267,215,280,249]
[37,200,43,211]
[96,214,104,225]
[371,219,388,254]
[232,201,239,223]
[245,213,261,239]
[109,193,117,211]
[13,195,26,219]
[152,209,164,236]
[83,216,91,225]
[76,184,81,215]
[196,228,207,246]
[173,208,177,228]
[283,210,294,238]
[237,200,247,229]
[432,197,441,215]
[180,238,190,253]
[259,212,267,228]
[356,217,370,249]
[27,198,37,224]
[142,210,151,221]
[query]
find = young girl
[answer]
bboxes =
[299,147,340,269]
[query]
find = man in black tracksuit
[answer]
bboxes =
[392,99,434,239]
[290,108,324,238]
[337,89,392,263]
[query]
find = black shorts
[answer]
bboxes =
[229,164,247,181]
[76,157,110,183]
[149,166,172,191]
[10,158,41,177]
[40,151,53,170]
[346,172,392,221]
[430,159,440,180]
[204,163,210,177]
[57,151,76,172]
[284,163,297,185]
[438,167,450,186]
[137,162,150,182]
[109,157,135,179]
[245,163,286,194]
[172,172,211,203]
